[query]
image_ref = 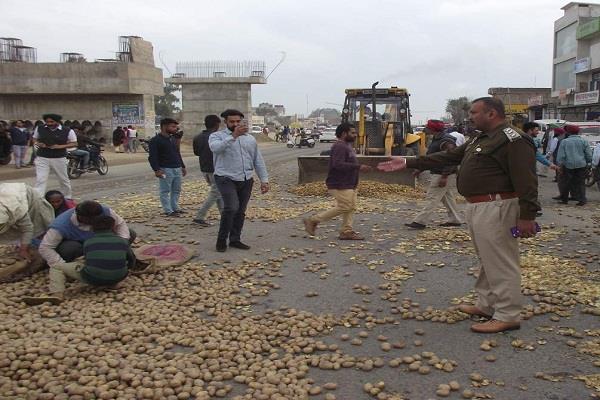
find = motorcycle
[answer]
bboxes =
[287,136,315,149]
[139,138,150,153]
[67,144,108,179]
[585,165,600,189]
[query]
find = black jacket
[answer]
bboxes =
[193,130,216,173]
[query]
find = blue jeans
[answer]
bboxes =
[158,167,182,214]
[70,149,90,168]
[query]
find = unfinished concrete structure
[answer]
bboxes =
[0,36,163,139]
[165,61,266,135]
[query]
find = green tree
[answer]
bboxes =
[155,84,181,118]
[445,97,471,124]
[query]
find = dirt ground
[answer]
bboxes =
[0,142,599,400]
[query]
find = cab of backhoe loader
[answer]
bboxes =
[341,87,426,156]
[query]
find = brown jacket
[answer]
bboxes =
[406,123,540,220]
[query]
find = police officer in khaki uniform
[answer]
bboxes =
[378,97,540,333]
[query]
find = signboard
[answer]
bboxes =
[504,104,528,114]
[574,90,600,105]
[574,58,590,74]
[112,102,144,125]
[577,17,600,40]
[527,95,543,107]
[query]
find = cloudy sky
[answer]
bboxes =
[4,0,567,124]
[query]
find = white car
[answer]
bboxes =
[251,126,263,134]
[319,128,337,143]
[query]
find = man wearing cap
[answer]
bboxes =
[32,114,77,199]
[378,97,540,334]
[405,119,463,230]
[556,124,593,206]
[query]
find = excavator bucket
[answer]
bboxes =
[297,156,416,187]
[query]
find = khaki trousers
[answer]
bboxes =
[465,197,522,322]
[49,262,84,294]
[311,189,357,234]
[413,174,463,225]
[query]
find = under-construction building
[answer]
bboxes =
[0,36,163,139]
[166,60,266,134]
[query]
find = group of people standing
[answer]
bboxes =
[112,125,138,153]
[0,120,36,168]
[147,109,269,253]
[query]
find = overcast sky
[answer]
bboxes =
[4,0,568,124]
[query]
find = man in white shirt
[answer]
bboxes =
[32,114,77,199]
[126,125,138,153]
[448,127,466,146]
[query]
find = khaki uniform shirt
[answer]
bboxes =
[407,123,540,220]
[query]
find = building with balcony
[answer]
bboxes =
[552,2,600,120]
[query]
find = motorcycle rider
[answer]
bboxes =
[71,125,102,170]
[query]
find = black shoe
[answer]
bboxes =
[165,212,180,217]
[192,218,211,227]
[216,240,227,252]
[405,222,426,229]
[174,209,186,214]
[229,241,251,250]
[576,201,586,206]
[552,196,562,200]
[439,222,462,227]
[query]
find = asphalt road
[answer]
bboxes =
[2,140,599,399]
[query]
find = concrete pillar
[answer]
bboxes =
[165,77,266,136]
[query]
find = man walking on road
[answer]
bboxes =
[32,114,76,199]
[148,118,187,217]
[192,115,223,226]
[303,123,372,240]
[405,119,463,230]
[378,97,540,333]
[556,124,593,206]
[209,109,269,252]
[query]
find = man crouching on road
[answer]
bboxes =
[303,123,372,240]
[378,97,540,333]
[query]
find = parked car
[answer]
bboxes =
[251,125,263,134]
[319,128,337,143]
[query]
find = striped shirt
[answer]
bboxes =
[81,231,130,285]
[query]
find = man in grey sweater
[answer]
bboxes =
[209,109,269,252]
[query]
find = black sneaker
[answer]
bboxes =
[216,240,227,252]
[576,201,586,206]
[439,222,462,227]
[405,222,426,230]
[229,241,251,250]
[192,218,211,227]
[165,212,180,217]
[174,209,186,214]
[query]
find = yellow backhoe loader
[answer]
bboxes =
[297,83,424,186]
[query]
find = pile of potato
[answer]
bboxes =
[290,181,424,200]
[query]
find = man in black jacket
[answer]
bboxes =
[192,115,223,226]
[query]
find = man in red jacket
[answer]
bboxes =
[303,123,372,240]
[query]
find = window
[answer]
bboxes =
[555,23,578,59]
[553,59,576,91]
